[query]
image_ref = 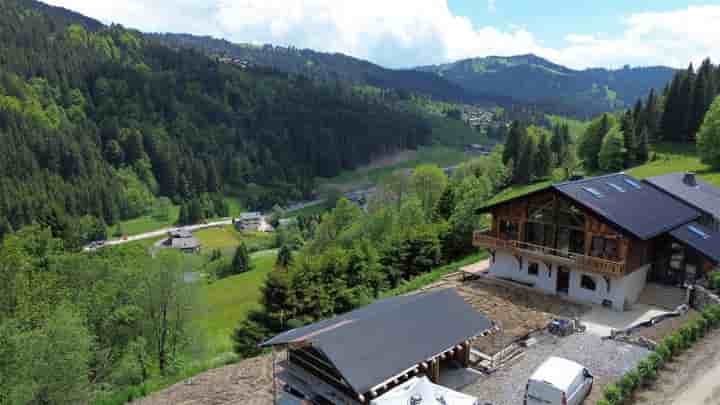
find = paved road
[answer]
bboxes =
[673,361,720,405]
[84,218,233,251]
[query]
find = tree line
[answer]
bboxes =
[232,152,510,356]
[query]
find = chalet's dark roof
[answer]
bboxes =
[480,173,701,240]
[645,173,720,219]
[670,222,720,264]
[170,236,200,249]
[553,173,700,240]
[261,288,492,395]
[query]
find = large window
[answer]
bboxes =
[591,236,620,260]
[499,219,519,240]
[528,262,539,276]
[581,275,597,291]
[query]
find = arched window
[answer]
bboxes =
[581,275,597,291]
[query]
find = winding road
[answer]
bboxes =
[83,218,233,251]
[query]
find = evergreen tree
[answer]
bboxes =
[231,242,253,274]
[535,133,553,178]
[433,183,456,221]
[514,137,536,184]
[502,121,525,168]
[637,126,650,163]
[579,113,615,170]
[275,245,293,270]
[679,64,696,141]
[599,126,627,172]
[644,88,660,142]
[177,203,189,226]
[690,58,714,137]
[660,74,684,141]
[620,110,637,167]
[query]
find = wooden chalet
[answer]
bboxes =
[474,173,720,311]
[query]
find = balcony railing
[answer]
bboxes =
[473,231,626,277]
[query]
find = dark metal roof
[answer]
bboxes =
[670,222,720,264]
[261,288,492,395]
[553,173,700,240]
[645,173,720,219]
[479,173,701,240]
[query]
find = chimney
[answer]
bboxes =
[683,172,697,187]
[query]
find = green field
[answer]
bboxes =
[193,249,278,355]
[194,226,275,254]
[318,145,470,191]
[107,197,243,237]
[627,143,720,186]
[546,114,590,139]
[484,142,720,208]
[282,202,329,218]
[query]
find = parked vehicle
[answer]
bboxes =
[524,357,593,405]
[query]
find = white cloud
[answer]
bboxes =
[43,1,720,70]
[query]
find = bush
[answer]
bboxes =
[596,400,611,405]
[655,343,671,364]
[664,332,683,355]
[647,352,664,370]
[637,359,658,385]
[618,369,640,397]
[603,383,623,405]
[709,271,720,290]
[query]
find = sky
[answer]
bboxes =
[44,0,720,70]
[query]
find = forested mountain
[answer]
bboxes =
[0,0,435,246]
[152,33,512,105]
[417,54,675,117]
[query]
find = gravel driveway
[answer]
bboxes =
[463,332,650,405]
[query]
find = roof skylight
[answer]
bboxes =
[607,182,626,193]
[583,187,604,198]
[623,178,642,189]
[688,225,710,240]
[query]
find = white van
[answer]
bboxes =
[524,357,594,405]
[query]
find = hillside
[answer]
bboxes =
[152,33,513,106]
[417,54,675,117]
[0,0,443,246]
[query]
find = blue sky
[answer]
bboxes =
[46,0,720,69]
[447,0,705,48]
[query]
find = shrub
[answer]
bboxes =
[596,400,611,405]
[702,307,719,327]
[637,359,658,385]
[655,342,671,363]
[619,369,640,397]
[647,351,664,369]
[709,271,720,290]
[664,333,682,355]
[603,383,623,405]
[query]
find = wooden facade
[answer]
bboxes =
[476,190,636,277]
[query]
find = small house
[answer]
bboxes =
[164,229,201,253]
[235,212,264,232]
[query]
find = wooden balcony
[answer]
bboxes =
[473,231,626,277]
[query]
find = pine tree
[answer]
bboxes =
[177,203,188,225]
[679,64,696,141]
[535,134,553,178]
[502,121,526,169]
[275,245,293,270]
[620,110,637,167]
[599,126,627,172]
[231,242,253,274]
[660,74,684,141]
[514,137,536,184]
[0,217,13,240]
[637,126,650,163]
[644,89,660,142]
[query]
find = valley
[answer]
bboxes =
[3,2,720,405]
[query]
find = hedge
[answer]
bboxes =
[596,304,720,404]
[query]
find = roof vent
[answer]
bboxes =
[683,172,697,187]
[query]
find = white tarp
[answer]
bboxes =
[371,376,479,405]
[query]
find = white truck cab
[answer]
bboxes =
[524,357,594,405]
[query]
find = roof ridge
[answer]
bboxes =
[553,172,627,188]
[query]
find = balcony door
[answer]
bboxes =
[557,266,570,294]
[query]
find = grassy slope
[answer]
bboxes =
[485,142,720,208]
[193,249,278,356]
[546,114,590,139]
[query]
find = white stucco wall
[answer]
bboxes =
[488,252,649,311]
[489,251,555,294]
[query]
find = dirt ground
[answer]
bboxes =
[632,329,720,405]
[451,275,589,354]
[134,355,275,405]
